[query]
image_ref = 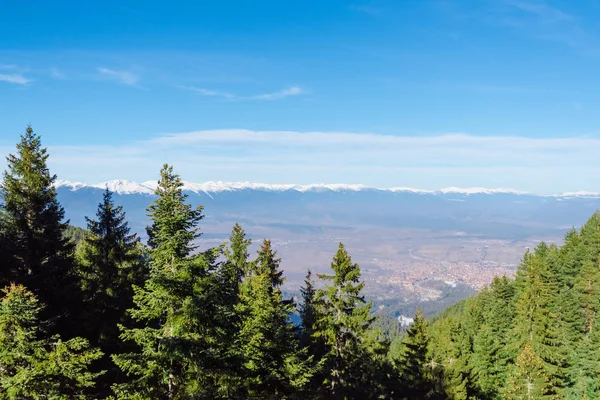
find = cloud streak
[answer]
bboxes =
[505,0,573,23]
[0,73,31,85]
[180,85,305,101]
[1,129,599,193]
[97,67,139,86]
[251,86,304,100]
[50,68,66,80]
[178,86,235,99]
[488,0,600,55]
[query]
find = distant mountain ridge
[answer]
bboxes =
[54,179,598,198]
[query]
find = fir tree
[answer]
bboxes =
[575,259,600,336]
[504,345,555,400]
[471,276,515,397]
[234,239,312,398]
[212,223,253,397]
[568,325,600,399]
[567,259,600,398]
[0,284,102,398]
[223,223,252,281]
[112,164,220,398]
[313,243,387,399]
[76,188,148,395]
[511,252,567,396]
[0,125,78,334]
[299,269,317,349]
[397,309,433,400]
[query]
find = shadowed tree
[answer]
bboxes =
[77,188,148,395]
[0,125,78,336]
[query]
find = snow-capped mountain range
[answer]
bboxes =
[54,179,597,198]
[52,178,600,245]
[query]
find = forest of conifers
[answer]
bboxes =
[1,125,600,399]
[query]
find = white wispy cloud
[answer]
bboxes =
[178,86,235,99]
[251,86,305,100]
[489,0,599,55]
[1,129,599,193]
[0,73,31,85]
[50,68,66,80]
[180,85,306,101]
[505,0,573,23]
[97,67,139,86]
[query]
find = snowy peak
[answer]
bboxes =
[53,180,600,198]
[93,180,155,195]
[55,180,373,195]
[56,179,155,195]
[181,181,370,193]
[438,187,530,195]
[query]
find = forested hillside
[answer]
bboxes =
[1,125,599,399]
[423,216,600,399]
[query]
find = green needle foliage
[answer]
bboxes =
[234,239,313,398]
[77,188,148,396]
[299,270,317,349]
[395,309,434,400]
[0,125,79,335]
[112,164,220,399]
[312,243,389,399]
[0,284,102,399]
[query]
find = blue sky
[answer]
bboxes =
[1,0,600,192]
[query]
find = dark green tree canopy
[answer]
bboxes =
[0,125,77,335]
[77,188,148,396]
[0,284,102,398]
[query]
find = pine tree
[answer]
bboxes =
[575,259,600,337]
[223,223,252,281]
[566,259,600,398]
[76,188,148,395]
[299,269,317,349]
[112,164,220,398]
[0,125,78,335]
[509,251,567,397]
[471,276,515,397]
[210,223,253,397]
[397,309,434,399]
[234,239,312,398]
[218,223,252,332]
[313,242,387,399]
[505,345,555,400]
[0,284,102,398]
[568,325,600,399]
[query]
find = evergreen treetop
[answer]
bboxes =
[0,125,77,335]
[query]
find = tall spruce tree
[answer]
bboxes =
[511,251,567,397]
[397,309,434,399]
[112,164,220,399]
[299,270,317,349]
[234,239,312,397]
[218,223,251,330]
[471,276,515,398]
[505,344,555,400]
[0,125,77,334]
[77,188,148,395]
[0,284,102,398]
[567,259,600,398]
[313,243,387,399]
[211,223,253,397]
